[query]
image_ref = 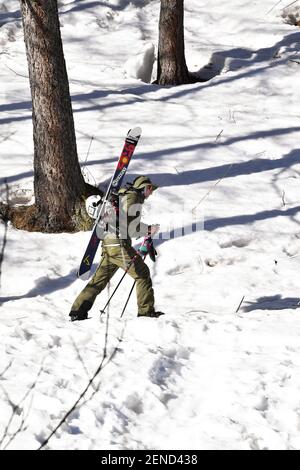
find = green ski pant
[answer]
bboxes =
[71,244,155,315]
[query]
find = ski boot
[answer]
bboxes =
[137,311,165,318]
[69,301,92,322]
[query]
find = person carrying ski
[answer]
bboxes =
[69,176,163,321]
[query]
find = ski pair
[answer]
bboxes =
[77,127,142,280]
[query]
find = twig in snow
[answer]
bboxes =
[266,0,284,14]
[281,190,286,207]
[0,131,16,146]
[192,163,233,214]
[289,59,300,64]
[4,64,28,78]
[0,360,13,379]
[228,110,236,123]
[282,0,300,11]
[79,136,98,187]
[82,136,94,172]
[235,295,245,314]
[215,129,224,141]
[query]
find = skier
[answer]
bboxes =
[69,176,163,321]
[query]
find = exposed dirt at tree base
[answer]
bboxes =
[0,201,94,234]
[0,183,102,233]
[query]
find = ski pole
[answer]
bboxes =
[120,253,147,318]
[100,270,127,316]
[120,279,136,318]
[100,236,155,316]
[120,236,157,318]
[99,251,140,316]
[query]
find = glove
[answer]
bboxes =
[147,237,157,262]
[148,224,160,236]
[139,236,157,262]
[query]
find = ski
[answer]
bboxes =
[77,127,142,280]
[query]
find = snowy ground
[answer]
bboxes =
[1,0,300,450]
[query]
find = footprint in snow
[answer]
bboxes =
[219,236,253,249]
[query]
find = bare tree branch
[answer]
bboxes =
[0,358,46,449]
[0,179,9,292]
[0,360,14,379]
[69,335,97,392]
[37,306,124,450]
[282,0,300,10]
[2,395,34,450]
[81,324,126,407]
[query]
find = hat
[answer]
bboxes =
[132,176,158,191]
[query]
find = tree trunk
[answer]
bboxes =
[19,0,87,232]
[157,0,190,85]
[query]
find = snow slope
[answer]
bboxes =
[1,0,300,450]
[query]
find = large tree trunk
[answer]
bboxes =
[157,0,190,85]
[19,0,87,232]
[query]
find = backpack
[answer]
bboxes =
[85,184,140,239]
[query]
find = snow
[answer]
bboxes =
[124,43,155,83]
[1,0,300,450]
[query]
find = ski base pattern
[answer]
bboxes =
[77,127,142,280]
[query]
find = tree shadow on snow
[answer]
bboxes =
[3,147,300,209]
[3,34,300,125]
[204,205,300,231]
[126,147,300,189]
[2,30,300,125]
[170,31,300,98]
[243,295,300,312]
[0,84,155,125]
[153,204,300,250]
[84,146,300,193]
[0,0,143,25]
[59,0,146,15]
[0,9,21,26]
[2,29,300,124]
